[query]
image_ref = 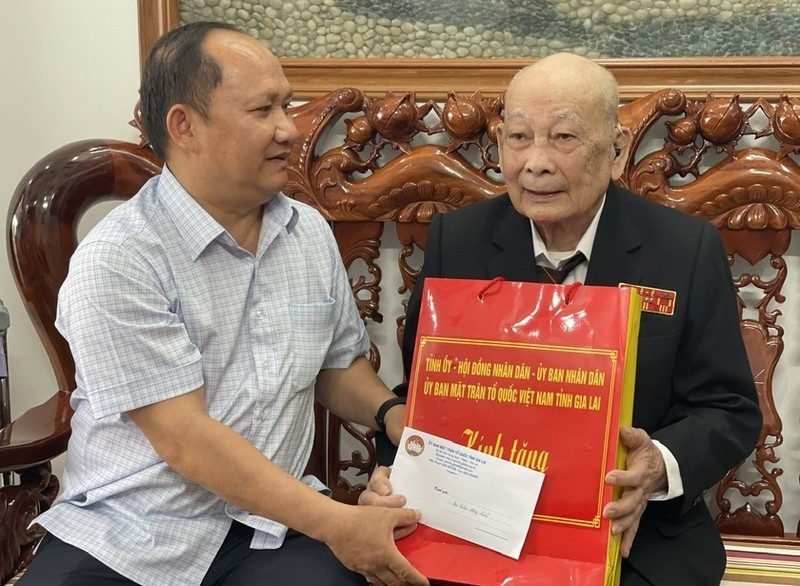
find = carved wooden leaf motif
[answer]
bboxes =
[703,184,800,231]
[130,100,149,148]
[442,91,487,152]
[697,96,745,145]
[328,416,376,506]
[344,115,374,145]
[284,88,366,212]
[722,229,792,268]
[716,319,785,538]
[290,89,506,222]
[334,222,384,325]
[742,322,783,439]
[773,96,800,146]
[0,465,58,582]
[666,117,698,146]
[363,91,430,154]
[621,91,800,232]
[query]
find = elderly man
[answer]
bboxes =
[19,21,426,586]
[364,53,762,585]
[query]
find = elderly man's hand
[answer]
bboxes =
[602,426,667,558]
[358,466,418,540]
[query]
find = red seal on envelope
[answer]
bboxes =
[405,435,425,457]
[620,283,677,316]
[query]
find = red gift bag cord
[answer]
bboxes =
[477,277,582,305]
[477,277,506,299]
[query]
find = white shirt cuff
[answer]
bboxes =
[648,439,684,501]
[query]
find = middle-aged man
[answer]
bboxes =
[363,53,762,585]
[18,21,427,586]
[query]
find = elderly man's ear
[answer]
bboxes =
[610,126,633,180]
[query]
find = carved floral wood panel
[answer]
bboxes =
[618,90,800,539]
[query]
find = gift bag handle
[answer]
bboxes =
[477,277,506,299]
[477,277,582,305]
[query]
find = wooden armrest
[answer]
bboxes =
[0,391,72,472]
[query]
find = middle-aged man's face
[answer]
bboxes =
[188,30,298,210]
[497,59,625,249]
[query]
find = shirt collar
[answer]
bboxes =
[256,192,298,260]
[157,165,298,261]
[531,195,606,269]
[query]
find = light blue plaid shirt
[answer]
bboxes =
[35,166,369,585]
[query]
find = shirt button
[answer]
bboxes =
[255,310,263,319]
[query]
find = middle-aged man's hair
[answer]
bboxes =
[140,21,242,159]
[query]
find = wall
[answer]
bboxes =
[0,0,141,428]
[179,0,800,58]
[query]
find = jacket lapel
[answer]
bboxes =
[486,198,539,282]
[585,183,644,287]
[482,187,644,286]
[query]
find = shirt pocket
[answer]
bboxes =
[289,297,337,389]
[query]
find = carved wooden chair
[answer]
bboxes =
[1,87,798,583]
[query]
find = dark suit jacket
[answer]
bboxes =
[384,184,762,585]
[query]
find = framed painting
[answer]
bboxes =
[138,0,800,100]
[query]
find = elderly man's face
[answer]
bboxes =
[498,77,625,250]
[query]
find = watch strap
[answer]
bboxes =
[374,396,406,434]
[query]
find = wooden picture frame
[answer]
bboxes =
[138,0,800,101]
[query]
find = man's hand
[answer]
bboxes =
[602,426,667,558]
[359,466,418,540]
[325,503,429,586]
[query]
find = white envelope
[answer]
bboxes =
[391,426,545,559]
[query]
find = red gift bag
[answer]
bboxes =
[396,277,642,586]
